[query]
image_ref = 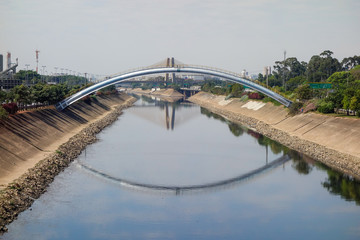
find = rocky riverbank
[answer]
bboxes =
[189,92,360,180]
[0,95,136,233]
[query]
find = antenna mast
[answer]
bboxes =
[36,49,40,73]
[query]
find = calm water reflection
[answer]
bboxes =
[2,96,360,240]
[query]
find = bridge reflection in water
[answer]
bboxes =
[129,94,200,130]
[77,95,292,195]
[76,154,291,195]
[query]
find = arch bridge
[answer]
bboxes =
[55,60,292,110]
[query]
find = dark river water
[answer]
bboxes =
[2,95,360,240]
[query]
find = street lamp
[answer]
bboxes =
[41,66,46,83]
[25,64,30,86]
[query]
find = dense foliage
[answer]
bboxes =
[203,50,360,117]
[0,81,96,118]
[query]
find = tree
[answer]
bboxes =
[350,65,360,80]
[257,73,265,83]
[319,51,341,79]
[230,83,244,97]
[342,95,351,115]
[286,76,307,92]
[349,96,359,115]
[295,84,312,100]
[341,55,360,70]
[0,106,8,120]
[306,51,341,82]
[317,99,334,113]
[268,75,282,87]
[328,71,352,87]
[306,55,324,82]
[285,57,306,78]
[14,70,41,81]
[0,90,7,103]
[9,84,32,107]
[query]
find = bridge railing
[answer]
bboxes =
[180,64,252,80]
[92,64,292,104]
[93,64,253,83]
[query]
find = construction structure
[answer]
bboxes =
[0,52,21,90]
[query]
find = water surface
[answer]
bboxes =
[2,96,360,240]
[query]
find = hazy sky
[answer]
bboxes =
[1,0,359,77]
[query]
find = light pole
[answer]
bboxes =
[54,67,58,84]
[25,64,30,86]
[42,65,46,83]
[84,72,87,86]
[283,50,286,91]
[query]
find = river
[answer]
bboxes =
[2,95,360,240]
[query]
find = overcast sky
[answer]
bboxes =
[1,0,359,77]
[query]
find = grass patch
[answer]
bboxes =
[262,97,282,106]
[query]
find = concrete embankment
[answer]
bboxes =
[189,92,360,179]
[0,93,136,232]
[129,88,184,98]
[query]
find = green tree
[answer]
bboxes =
[230,83,244,97]
[0,90,7,103]
[341,55,360,70]
[295,84,312,100]
[285,57,307,78]
[342,95,351,115]
[286,76,307,92]
[306,55,324,82]
[306,51,341,82]
[9,84,32,107]
[317,99,334,113]
[349,96,360,116]
[0,105,8,120]
[14,70,41,81]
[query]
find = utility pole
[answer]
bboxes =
[25,64,30,86]
[283,50,286,91]
[42,65,46,83]
[35,50,40,73]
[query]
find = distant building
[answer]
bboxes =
[241,69,249,78]
[0,52,21,90]
[182,74,205,81]
[263,66,271,76]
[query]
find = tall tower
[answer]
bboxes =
[0,54,3,72]
[171,57,175,83]
[283,50,286,90]
[36,49,40,73]
[165,58,170,83]
[7,52,11,69]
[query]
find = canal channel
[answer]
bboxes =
[2,95,360,240]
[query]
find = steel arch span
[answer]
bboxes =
[55,66,292,110]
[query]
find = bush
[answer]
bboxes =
[317,100,335,113]
[248,92,263,99]
[0,106,9,120]
[82,95,91,104]
[2,103,18,115]
[239,95,249,102]
[288,102,303,115]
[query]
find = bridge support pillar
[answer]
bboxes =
[165,57,175,84]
